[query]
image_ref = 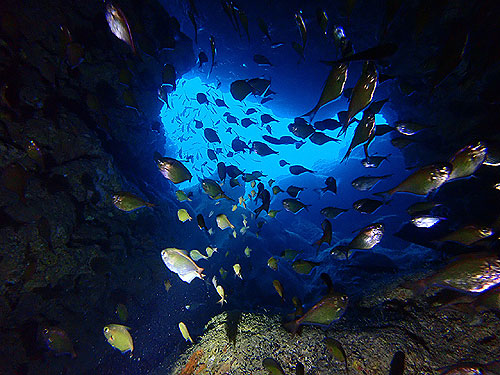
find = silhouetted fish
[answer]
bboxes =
[289,165,314,175]
[204,128,221,143]
[252,141,278,156]
[196,92,208,104]
[232,138,250,152]
[314,118,342,131]
[241,118,256,128]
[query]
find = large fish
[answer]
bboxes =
[348,223,384,250]
[112,192,154,212]
[302,63,348,120]
[161,248,205,283]
[154,153,192,184]
[375,163,451,197]
[448,142,487,180]
[201,178,233,200]
[288,118,315,139]
[105,3,136,54]
[339,61,378,136]
[341,112,375,162]
[407,253,500,295]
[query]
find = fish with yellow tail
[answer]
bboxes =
[161,248,205,283]
[178,322,194,344]
[112,192,154,212]
[233,263,243,279]
[154,152,192,184]
[375,163,451,197]
[338,61,378,136]
[284,274,348,333]
[103,324,133,354]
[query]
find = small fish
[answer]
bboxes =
[197,51,208,68]
[273,280,285,300]
[361,154,390,168]
[324,338,348,374]
[286,186,304,198]
[209,35,216,77]
[289,165,314,175]
[216,214,235,230]
[407,201,441,216]
[40,327,76,358]
[316,8,329,35]
[164,279,172,292]
[179,322,193,344]
[238,9,250,41]
[291,41,305,61]
[375,163,451,197]
[177,208,192,222]
[268,209,280,218]
[279,159,290,167]
[321,177,337,194]
[295,11,307,48]
[257,17,272,42]
[395,121,430,136]
[196,214,207,231]
[244,246,252,257]
[233,263,243,279]
[348,223,384,251]
[254,54,273,66]
[281,249,300,260]
[175,190,192,202]
[288,117,315,139]
[161,248,205,283]
[309,132,340,145]
[206,246,218,257]
[188,10,197,44]
[202,178,233,200]
[252,141,278,156]
[216,285,226,305]
[448,142,487,181]
[105,3,136,54]
[292,259,320,275]
[190,250,208,261]
[26,140,44,169]
[351,174,392,191]
[321,207,348,219]
[103,324,133,354]
[230,80,254,101]
[282,198,310,213]
[268,257,278,271]
[390,136,414,149]
[155,152,192,184]
[112,192,154,212]
[263,358,285,375]
[411,215,444,228]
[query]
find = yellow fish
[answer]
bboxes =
[178,322,193,344]
[112,192,154,212]
[206,246,218,257]
[232,229,237,238]
[177,208,192,222]
[219,267,228,279]
[232,204,237,211]
[216,214,235,230]
[273,280,284,300]
[233,264,243,279]
[244,246,252,257]
[216,285,226,305]
[164,279,172,292]
[251,181,256,188]
[267,257,278,271]
[103,324,133,354]
[190,249,208,261]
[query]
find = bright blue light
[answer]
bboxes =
[160,74,388,192]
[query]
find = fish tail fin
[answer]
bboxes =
[283,319,300,334]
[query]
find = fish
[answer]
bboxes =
[282,198,310,213]
[164,280,172,292]
[436,226,493,246]
[273,186,284,195]
[246,108,257,115]
[244,246,252,257]
[263,358,285,375]
[361,154,390,168]
[252,141,278,156]
[226,165,244,178]
[198,51,208,68]
[394,121,430,136]
[314,119,342,131]
[267,257,278,271]
[313,219,332,249]
[281,249,300,260]
[255,190,271,217]
[190,250,208,261]
[40,327,76,358]
[202,179,233,200]
[194,119,203,128]
[205,246,217,257]
[103,324,133,354]
[257,17,272,42]
[229,178,240,187]
[289,165,314,175]
[375,163,451,197]
[309,132,340,145]
[316,8,329,35]
[279,160,290,167]
[154,152,192,184]
[161,248,205,283]
[179,322,193,344]
[209,35,216,77]
[196,214,207,231]
[324,338,348,374]
[321,177,337,194]
[273,280,285,300]
[254,54,273,66]
[289,117,315,139]
[231,138,250,152]
[217,162,226,182]
[407,201,442,216]
[339,61,378,136]
[105,3,136,54]
[261,97,273,104]
[215,98,228,108]
[365,98,389,115]
[389,351,405,375]
[232,263,243,279]
[216,214,235,230]
[177,208,192,222]
[216,285,226,305]
[438,362,500,375]
[230,79,254,101]
[112,192,154,212]
[302,63,348,120]
[175,190,192,202]
[284,274,348,333]
[448,142,487,181]
[411,215,444,228]
[241,118,256,128]
[286,186,304,198]
[26,140,44,169]
[348,223,384,251]
[261,114,278,124]
[321,207,348,219]
[390,136,414,149]
[351,175,392,191]
[248,78,271,96]
[268,209,280,218]
[341,112,375,162]
[295,11,307,48]
[322,43,398,64]
[292,259,320,275]
[406,253,500,295]
[196,92,208,105]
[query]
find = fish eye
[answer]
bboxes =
[104,327,109,333]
